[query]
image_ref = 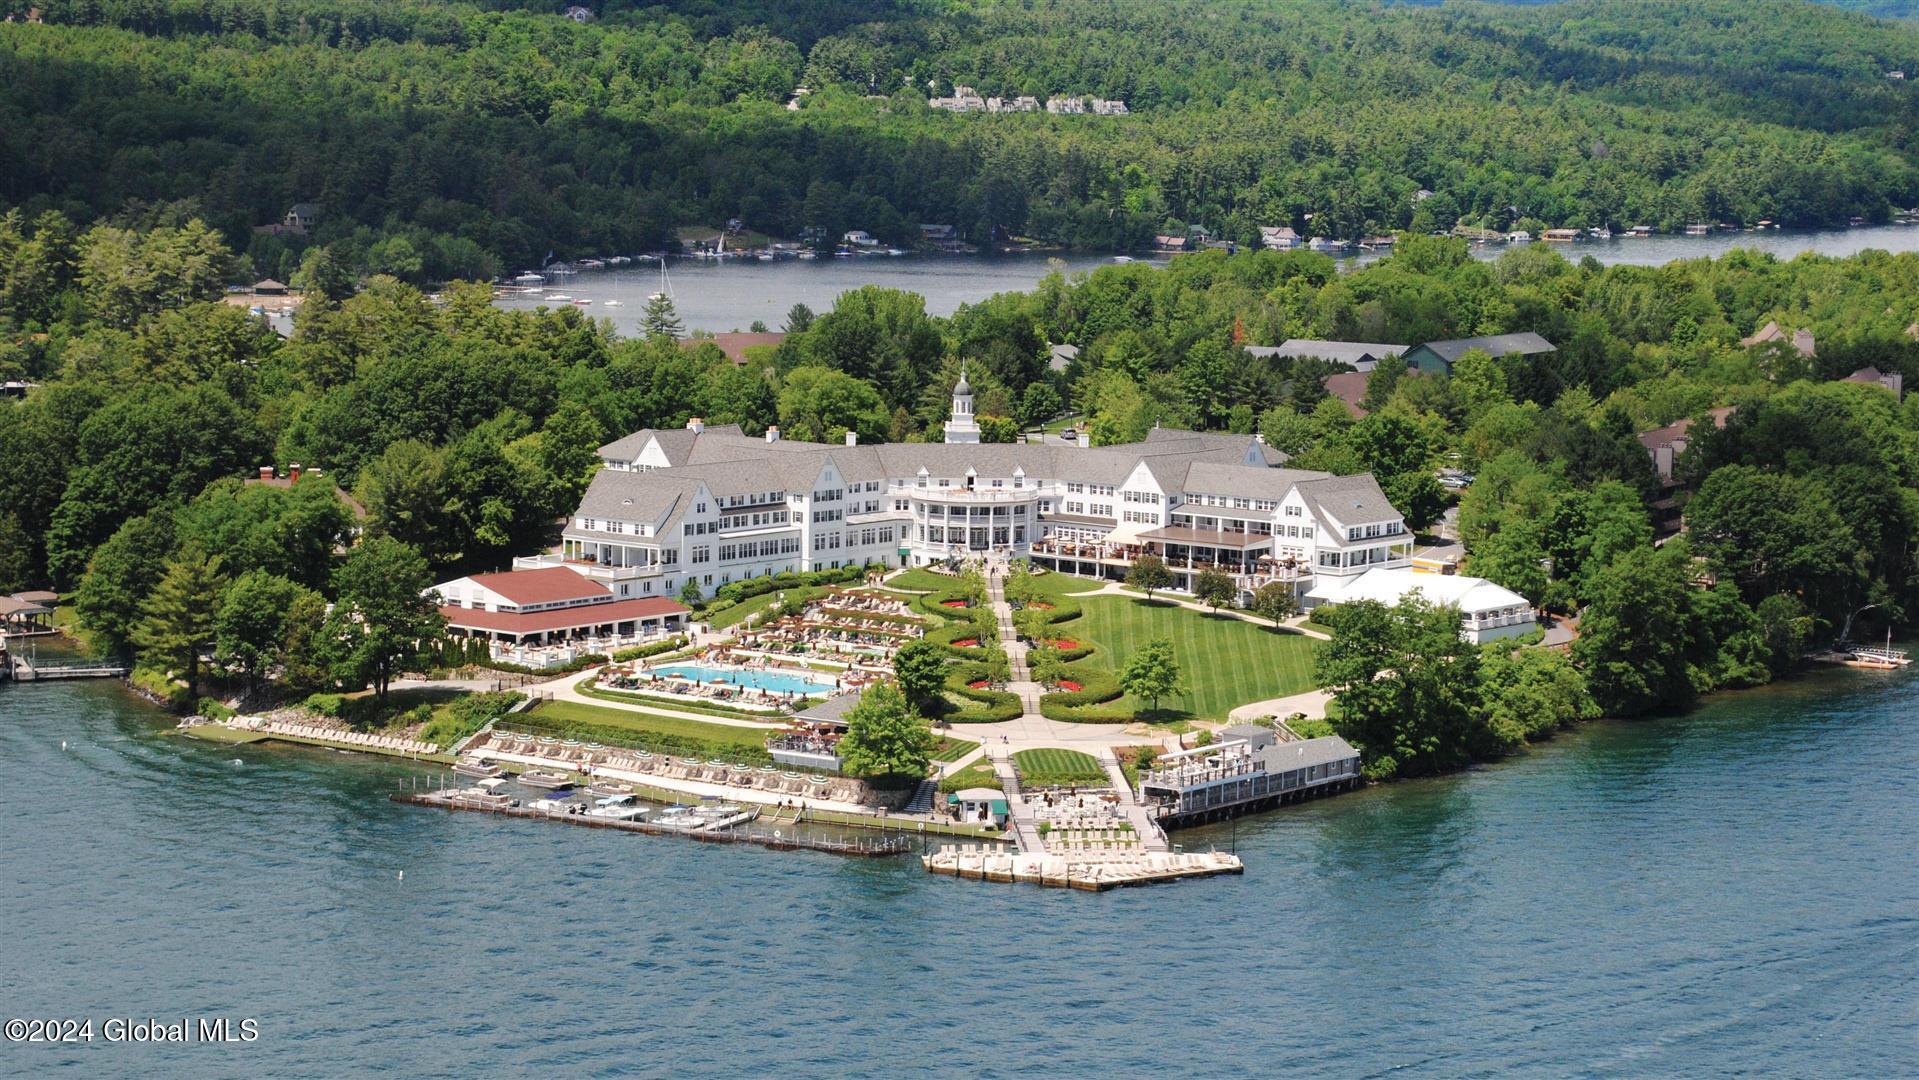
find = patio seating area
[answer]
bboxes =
[469,730,871,803]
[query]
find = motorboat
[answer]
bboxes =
[570,298,592,305]
[528,797,578,813]
[452,757,503,779]
[588,781,630,798]
[602,299,624,307]
[586,794,648,821]
[516,768,574,789]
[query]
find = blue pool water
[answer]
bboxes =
[648,663,836,696]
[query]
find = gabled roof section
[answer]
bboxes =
[1295,473,1400,528]
[464,566,610,606]
[575,468,703,525]
[1183,463,1332,500]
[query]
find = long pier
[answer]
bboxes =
[6,656,129,681]
[392,790,915,857]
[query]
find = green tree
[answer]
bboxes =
[641,293,685,338]
[279,589,333,696]
[1250,580,1299,624]
[1029,643,1066,687]
[355,439,448,562]
[1126,553,1172,599]
[131,545,229,692]
[1478,648,1597,753]
[678,578,704,606]
[1314,593,1482,779]
[1193,567,1235,612]
[891,638,949,712]
[1019,382,1064,427]
[1119,636,1183,713]
[837,681,936,779]
[324,537,444,701]
[1573,542,1701,718]
[215,570,315,684]
[72,511,176,660]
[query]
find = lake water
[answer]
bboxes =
[495,226,1919,335]
[2,666,1914,1076]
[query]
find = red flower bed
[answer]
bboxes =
[1057,679,1083,692]
[940,599,969,608]
[953,638,981,648]
[1052,639,1080,649]
[968,679,990,689]
[1026,601,1054,610]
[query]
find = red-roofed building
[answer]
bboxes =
[1324,371,1371,417]
[430,566,688,648]
[681,331,786,366]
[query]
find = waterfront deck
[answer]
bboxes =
[921,844,1243,890]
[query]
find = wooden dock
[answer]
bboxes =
[7,656,128,681]
[921,844,1244,891]
[392,790,916,857]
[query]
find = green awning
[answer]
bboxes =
[989,800,1009,815]
[945,793,959,804]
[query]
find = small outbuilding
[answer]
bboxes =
[948,787,1009,827]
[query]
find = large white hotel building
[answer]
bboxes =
[517,375,1413,601]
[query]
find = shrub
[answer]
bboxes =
[1037,666,1129,723]
[304,692,347,717]
[129,667,194,712]
[419,690,525,749]
[610,635,688,663]
[195,696,236,721]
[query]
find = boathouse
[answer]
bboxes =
[1138,729,1361,827]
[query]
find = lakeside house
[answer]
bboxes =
[1845,366,1904,398]
[1153,235,1189,252]
[1304,567,1535,644]
[1741,320,1815,358]
[244,463,367,524]
[841,230,879,248]
[1259,226,1300,250]
[524,376,1413,605]
[1399,332,1556,375]
[1637,406,1735,483]
[1048,343,1079,373]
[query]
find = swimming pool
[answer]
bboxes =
[647,663,837,697]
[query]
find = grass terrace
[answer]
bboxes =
[1012,748,1109,787]
[938,757,1001,793]
[932,736,981,763]
[705,585,839,629]
[516,699,778,762]
[1068,595,1322,721]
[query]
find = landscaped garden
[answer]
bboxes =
[515,698,779,763]
[1056,595,1322,722]
[1011,748,1108,787]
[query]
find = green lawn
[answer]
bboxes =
[1017,568,1104,599]
[887,567,961,592]
[1011,748,1107,786]
[525,699,774,748]
[938,758,1002,793]
[932,735,980,763]
[1072,595,1322,721]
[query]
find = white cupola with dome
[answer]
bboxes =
[942,365,981,444]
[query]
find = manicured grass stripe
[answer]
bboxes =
[1011,748,1107,785]
[1070,596,1321,720]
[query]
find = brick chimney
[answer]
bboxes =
[289,462,303,483]
[687,416,704,434]
[258,465,275,480]
[765,425,780,443]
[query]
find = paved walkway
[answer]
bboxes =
[1227,687,1333,723]
[1095,748,1169,851]
[989,746,1045,851]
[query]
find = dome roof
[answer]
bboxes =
[953,369,972,396]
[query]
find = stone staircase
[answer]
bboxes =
[902,778,939,814]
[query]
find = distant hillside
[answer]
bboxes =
[1,0,1917,280]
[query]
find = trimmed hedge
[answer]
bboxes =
[1037,665,1129,723]
[1017,596,1082,624]
[942,662,1022,722]
[611,635,688,662]
[919,589,982,621]
[926,622,990,658]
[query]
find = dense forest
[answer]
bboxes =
[4,0,1919,279]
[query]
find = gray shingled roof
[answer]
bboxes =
[1295,473,1400,527]
[1183,462,1332,500]
[1254,735,1359,772]
[1415,332,1555,363]
[575,468,703,525]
